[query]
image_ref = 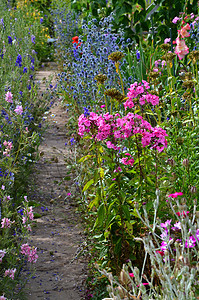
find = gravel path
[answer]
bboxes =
[24,62,87,300]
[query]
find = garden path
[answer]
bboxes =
[24,62,87,300]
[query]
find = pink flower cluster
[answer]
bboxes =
[4,268,16,280]
[21,243,38,263]
[22,206,34,231]
[124,81,159,109]
[159,211,199,253]
[14,105,23,115]
[5,91,13,103]
[1,217,14,228]
[0,250,6,263]
[2,140,13,157]
[121,153,134,167]
[78,111,167,153]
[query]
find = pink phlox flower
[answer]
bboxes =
[121,157,134,167]
[164,38,171,44]
[172,221,181,231]
[178,23,191,38]
[172,16,181,24]
[142,80,150,89]
[14,105,23,115]
[5,91,13,103]
[0,295,7,300]
[168,192,183,198]
[0,250,6,263]
[114,166,122,172]
[175,37,189,60]
[129,273,134,277]
[4,268,16,280]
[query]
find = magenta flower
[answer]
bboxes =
[14,105,23,115]
[168,192,183,198]
[5,91,13,103]
[176,211,189,217]
[160,241,168,251]
[185,236,196,248]
[172,16,181,24]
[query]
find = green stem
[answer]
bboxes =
[116,62,125,95]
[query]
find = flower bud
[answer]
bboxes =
[167,158,175,166]
[120,269,130,285]
[190,186,197,194]
[182,158,189,167]
[117,286,126,298]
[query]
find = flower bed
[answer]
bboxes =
[51,1,199,298]
[0,1,53,298]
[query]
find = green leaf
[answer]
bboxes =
[88,194,99,210]
[82,179,94,192]
[78,154,93,163]
[122,205,130,222]
[97,203,106,227]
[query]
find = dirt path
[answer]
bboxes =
[24,63,87,300]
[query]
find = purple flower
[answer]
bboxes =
[136,50,140,60]
[8,36,12,45]
[23,67,28,73]
[31,35,35,44]
[40,17,43,23]
[15,54,22,67]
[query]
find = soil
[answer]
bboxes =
[23,63,87,300]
